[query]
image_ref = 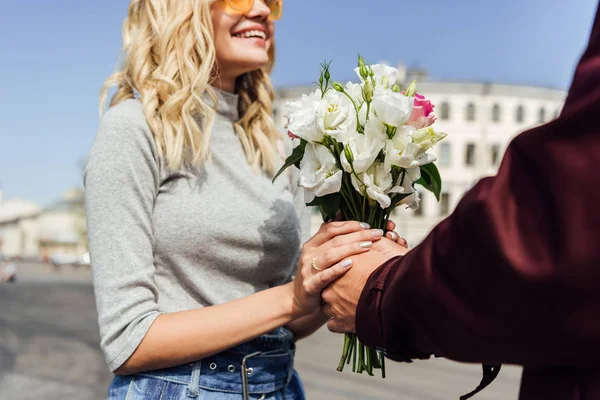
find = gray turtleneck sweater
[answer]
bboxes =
[84,89,309,372]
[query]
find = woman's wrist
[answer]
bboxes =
[282,281,314,320]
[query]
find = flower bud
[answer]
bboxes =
[358,54,365,68]
[332,82,345,92]
[362,81,373,103]
[404,80,417,97]
[392,84,401,93]
[359,64,369,80]
[319,74,324,86]
[344,144,355,165]
[357,55,369,79]
[324,69,331,81]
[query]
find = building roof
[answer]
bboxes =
[276,80,567,102]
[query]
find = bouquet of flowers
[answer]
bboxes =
[274,56,447,377]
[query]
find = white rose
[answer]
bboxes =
[371,89,413,128]
[286,91,324,143]
[298,143,343,203]
[341,117,386,174]
[317,90,357,144]
[351,162,393,209]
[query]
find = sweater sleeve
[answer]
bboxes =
[84,100,163,372]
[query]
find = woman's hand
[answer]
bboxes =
[290,221,385,318]
[385,220,409,248]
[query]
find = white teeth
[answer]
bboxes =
[234,30,267,39]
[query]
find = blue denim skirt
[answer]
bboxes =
[107,328,305,400]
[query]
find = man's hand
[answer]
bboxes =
[321,237,409,333]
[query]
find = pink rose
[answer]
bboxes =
[407,93,436,129]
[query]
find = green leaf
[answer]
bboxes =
[272,140,307,183]
[307,193,342,222]
[415,163,442,201]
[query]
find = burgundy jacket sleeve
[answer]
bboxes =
[356,7,600,368]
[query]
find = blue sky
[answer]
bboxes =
[0,0,598,205]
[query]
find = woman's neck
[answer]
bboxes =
[211,75,236,94]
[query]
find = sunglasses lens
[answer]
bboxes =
[268,0,282,20]
[224,0,282,20]
[225,0,253,12]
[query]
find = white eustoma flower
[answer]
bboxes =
[316,90,357,144]
[354,64,399,88]
[384,125,437,170]
[351,162,394,209]
[399,190,421,210]
[388,167,421,210]
[412,127,448,152]
[371,89,413,128]
[286,90,324,143]
[341,117,386,174]
[345,82,364,107]
[298,143,343,203]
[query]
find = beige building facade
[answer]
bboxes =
[0,189,87,261]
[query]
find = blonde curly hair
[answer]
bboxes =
[100,0,279,175]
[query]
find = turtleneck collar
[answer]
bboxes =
[205,86,240,122]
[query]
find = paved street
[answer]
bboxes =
[0,263,522,399]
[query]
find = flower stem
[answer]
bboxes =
[346,335,354,366]
[366,348,373,376]
[380,351,386,379]
[358,342,365,374]
[340,90,363,133]
[352,335,357,373]
[337,333,352,372]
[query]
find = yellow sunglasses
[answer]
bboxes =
[222,0,283,21]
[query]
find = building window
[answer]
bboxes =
[440,193,450,216]
[516,105,525,123]
[439,143,451,167]
[414,192,424,217]
[466,103,476,121]
[538,107,546,123]
[490,144,501,166]
[440,102,450,120]
[492,104,501,122]
[465,143,476,167]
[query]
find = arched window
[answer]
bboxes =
[492,104,501,122]
[466,103,476,121]
[440,102,450,120]
[516,105,525,123]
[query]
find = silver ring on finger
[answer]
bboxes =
[311,257,323,272]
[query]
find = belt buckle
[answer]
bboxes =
[241,351,262,400]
